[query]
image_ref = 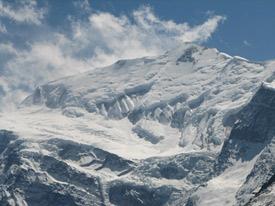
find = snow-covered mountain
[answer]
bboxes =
[0,43,274,206]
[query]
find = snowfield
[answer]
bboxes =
[0,43,274,206]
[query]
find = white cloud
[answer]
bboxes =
[0,6,225,110]
[0,21,7,33]
[0,43,17,54]
[5,40,89,89]
[179,15,226,42]
[68,7,225,67]
[73,0,91,11]
[0,40,89,110]
[0,0,45,25]
[243,40,251,47]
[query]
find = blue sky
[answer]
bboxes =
[1,0,275,61]
[0,0,274,108]
[42,0,275,61]
[92,0,275,61]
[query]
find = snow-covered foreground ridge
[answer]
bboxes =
[0,43,275,205]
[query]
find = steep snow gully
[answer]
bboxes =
[0,43,275,205]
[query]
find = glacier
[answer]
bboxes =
[0,43,274,205]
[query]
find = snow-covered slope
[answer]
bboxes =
[21,44,271,152]
[0,43,275,205]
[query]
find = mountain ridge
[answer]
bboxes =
[0,43,275,205]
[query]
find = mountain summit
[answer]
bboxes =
[0,44,274,206]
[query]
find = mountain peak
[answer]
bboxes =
[1,44,275,206]
[21,44,271,153]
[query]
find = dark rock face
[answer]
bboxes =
[0,132,143,206]
[22,183,79,206]
[245,182,275,206]
[214,84,275,205]
[0,130,17,154]
[171,108,186,129]
[0,129,216,206]
[39,155,100,193]
[216,85,275,172]
[176,46,198,64]
[132,125,164,144]
[128,107,145,124]
[134,152,215,184]
[0,133,105,206]
[235,141,275,205]
[48,138,136,173]
[109,183,173,206]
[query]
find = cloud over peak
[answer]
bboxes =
[0,3,225,110]
[70,6,225,66]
